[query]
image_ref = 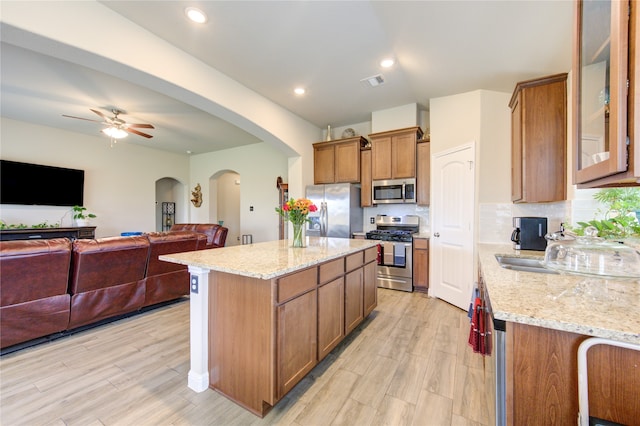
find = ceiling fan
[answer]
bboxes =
[62,108,155,140]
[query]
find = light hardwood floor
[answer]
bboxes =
[0,289,495,426]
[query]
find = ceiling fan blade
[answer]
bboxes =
[90,109,108,120]
[126,128,154,139]
[126,123,155,129]
[62,114,103,123]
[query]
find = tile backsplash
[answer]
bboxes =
[478,199,600,245]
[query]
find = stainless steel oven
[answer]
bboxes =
[366,215,419,292]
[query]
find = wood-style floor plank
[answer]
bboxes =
[0,290,493,425]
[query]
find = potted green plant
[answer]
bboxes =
[72,205,96,227]
[570,188,640,239]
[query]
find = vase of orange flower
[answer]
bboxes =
[275,197,318,248]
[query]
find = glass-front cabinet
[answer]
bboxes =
[573,0,636,186]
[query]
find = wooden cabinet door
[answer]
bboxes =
[511,93,523,202]
[314,144,335,184]
[363,260,377,317]
[416,141,430,205]
[277,289,317,398]
[510,74,566,202]
[391,132,416,178]
[360,149,372,207]
[335,140,360,183]
[412,238,429,293]
[371,136,392,180]
[345,268,364,334]
[318,277,344,361]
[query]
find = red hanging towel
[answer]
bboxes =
[468,296,481,351]
[468,296,489,355]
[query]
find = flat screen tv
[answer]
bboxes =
[1,160,84,207]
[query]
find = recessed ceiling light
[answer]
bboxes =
[185,7,207,24]
[380,58,395,68]
[294,87,306,95]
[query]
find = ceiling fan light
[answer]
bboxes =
[102,127,128,139]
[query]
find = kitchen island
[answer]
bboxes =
[160,237,378,417]
[478,243,639,425]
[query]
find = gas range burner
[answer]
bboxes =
[366,230,415,242]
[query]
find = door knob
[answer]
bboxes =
[433,232,440,238]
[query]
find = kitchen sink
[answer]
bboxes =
[495,255,558,274]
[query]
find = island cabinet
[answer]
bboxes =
[276,267,318,399]
[317,258,345,361]
[369,126,423,180]
[205,244,378,417]
[313,136,367,184]
[509,73,567,203]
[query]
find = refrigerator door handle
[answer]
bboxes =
[320,201,327,237]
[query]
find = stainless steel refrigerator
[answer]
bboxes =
[305,183,363,238]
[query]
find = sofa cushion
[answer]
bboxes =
[145,231,204,276]
[68,281,145,329]
[0,294,70,348]
[70,236,149,294]
[170,223,226,248]
[0,238,72,306]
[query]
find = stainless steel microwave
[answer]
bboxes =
[372,178,416,204]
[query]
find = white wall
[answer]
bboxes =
[189,142,289,243]
[1,0,319,212]
[0,117,190,237]
[371,103,418,133]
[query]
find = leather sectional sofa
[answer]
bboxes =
[169,223,228,248]
[0,225,226,350]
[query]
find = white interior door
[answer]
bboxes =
[430,142,475,310]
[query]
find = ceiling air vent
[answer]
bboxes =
[360,74,385,87]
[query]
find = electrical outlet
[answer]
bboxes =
[250,206,254,211]
[370,217,375,224]
[190,275,198,294]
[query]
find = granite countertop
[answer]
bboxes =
[413,232,430,239]
[160,237,378,280]
[478,243,640,345]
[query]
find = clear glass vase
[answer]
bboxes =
[291,222,305,248]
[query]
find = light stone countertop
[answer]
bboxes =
[413,232,430,239]
[478,243,640,345]
[160,237,379,280]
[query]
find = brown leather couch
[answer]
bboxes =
[0,225,224,350]
[170,223,228,248]
[0,238,72,348]
[68,235,150,329]
[143,231,207,307]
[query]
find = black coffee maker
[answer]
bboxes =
[511,217,548,251]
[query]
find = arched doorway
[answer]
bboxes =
[155,177,186,231]
[210,170,241,246]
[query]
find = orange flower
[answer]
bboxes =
[276,198,318,225]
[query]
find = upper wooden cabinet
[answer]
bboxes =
[573,0,638,187]
[416,141,430,205]
[510,73,568,203]
[313,136,366,184]
[369,127,423,180]
[360,148,372,207]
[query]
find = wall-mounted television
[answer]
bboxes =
[1,160,85,207]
